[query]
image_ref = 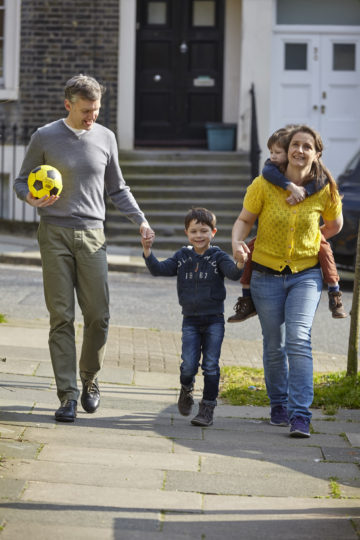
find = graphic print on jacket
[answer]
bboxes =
[144,246,243,316]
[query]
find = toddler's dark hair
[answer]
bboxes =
[184,207,216,230]
[267,128,291,151]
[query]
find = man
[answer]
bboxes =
[14,74,154,423]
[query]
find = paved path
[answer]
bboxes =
[0,318,360,539]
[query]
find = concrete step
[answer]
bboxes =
[119,149,249,162]
[110,209,240,224]
[122,162,250,175]
[125,174,250,187]
[109,198,243,211]
[122,186,246,200]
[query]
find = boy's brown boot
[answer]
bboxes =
[328,290,347,318]
[227,296,257,323]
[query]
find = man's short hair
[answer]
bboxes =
[64,74,105,103]
[184,207,217,230]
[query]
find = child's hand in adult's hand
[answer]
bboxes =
[141,235,153,257]
[26,192,59,207]
[233,240,250,264]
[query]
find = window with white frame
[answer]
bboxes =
[0,0,21,100]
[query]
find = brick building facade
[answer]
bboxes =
[1,0,119,136]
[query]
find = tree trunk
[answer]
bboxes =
[347,221,360,376]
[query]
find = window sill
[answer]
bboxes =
[0,88,18,101]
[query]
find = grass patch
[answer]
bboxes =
[329,477,342,499]
[220,367,360,413]
[0,313,7,323]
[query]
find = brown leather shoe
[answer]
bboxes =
[227,296,257,323]
[328,290,347,318]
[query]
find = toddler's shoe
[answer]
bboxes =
[178,384,194,416]
[328,290,347,318]
[227,296,257,323]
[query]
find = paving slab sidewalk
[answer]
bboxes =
[0,318,359,539]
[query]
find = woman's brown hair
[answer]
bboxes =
[286,125,339,202]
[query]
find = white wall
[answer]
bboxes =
[223,0,242,123]
[117,0,137,150]
[237,0,274,159]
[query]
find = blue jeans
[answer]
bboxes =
[180,314,225,402]
[250,267,322,420]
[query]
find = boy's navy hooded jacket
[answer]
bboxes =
[143,246,243,316]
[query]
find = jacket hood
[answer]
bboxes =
[180,245,221,257]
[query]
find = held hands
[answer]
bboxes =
[233,240,250,266]
[26,192,59,207]
[286,183,306,205]
[140,223,155,257]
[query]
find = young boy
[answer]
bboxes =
[228,128,347,323]
[141,207,244,427]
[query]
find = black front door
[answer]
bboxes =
[135,0,225,146]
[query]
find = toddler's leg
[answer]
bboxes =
[319,235,347,318]
[228,237,257,323]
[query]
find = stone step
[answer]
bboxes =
[119,149,249,162]
[121,162,250,175]
[120,185,246,200]
[105,149,250,250]
[125,174,250,187]
[110,198,243,211]
[110,209,240,224]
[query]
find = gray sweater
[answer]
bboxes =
[14,119,146,229]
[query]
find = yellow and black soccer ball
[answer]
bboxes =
[28,165,63,199]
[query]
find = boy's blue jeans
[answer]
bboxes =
[250,267,322,420]
[180,314,225,402]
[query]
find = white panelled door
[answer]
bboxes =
[271,32,360,178]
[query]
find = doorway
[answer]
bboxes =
[135,0,225,146]
[271,32,360,178]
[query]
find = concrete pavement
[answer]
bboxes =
[0,235,360,538]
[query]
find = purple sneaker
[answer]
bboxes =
[290,416,311,438]
[270,405,289,426]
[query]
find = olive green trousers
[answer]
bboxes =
[38,222,110,402]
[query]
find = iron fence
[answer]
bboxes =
[0,123,38,224]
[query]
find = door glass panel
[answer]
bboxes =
[192,1,215,27]
[333,44,356,71]
[148,2,167,25]
[285,43,307,70]
[277,0,360,25]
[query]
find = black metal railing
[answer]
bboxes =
[250,83,261,179]
[0,123,35,223]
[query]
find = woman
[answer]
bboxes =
[232,125,343,438]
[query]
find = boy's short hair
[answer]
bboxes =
[65,74,105,103]
[267,128,291,151]
[184,207,216,230]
